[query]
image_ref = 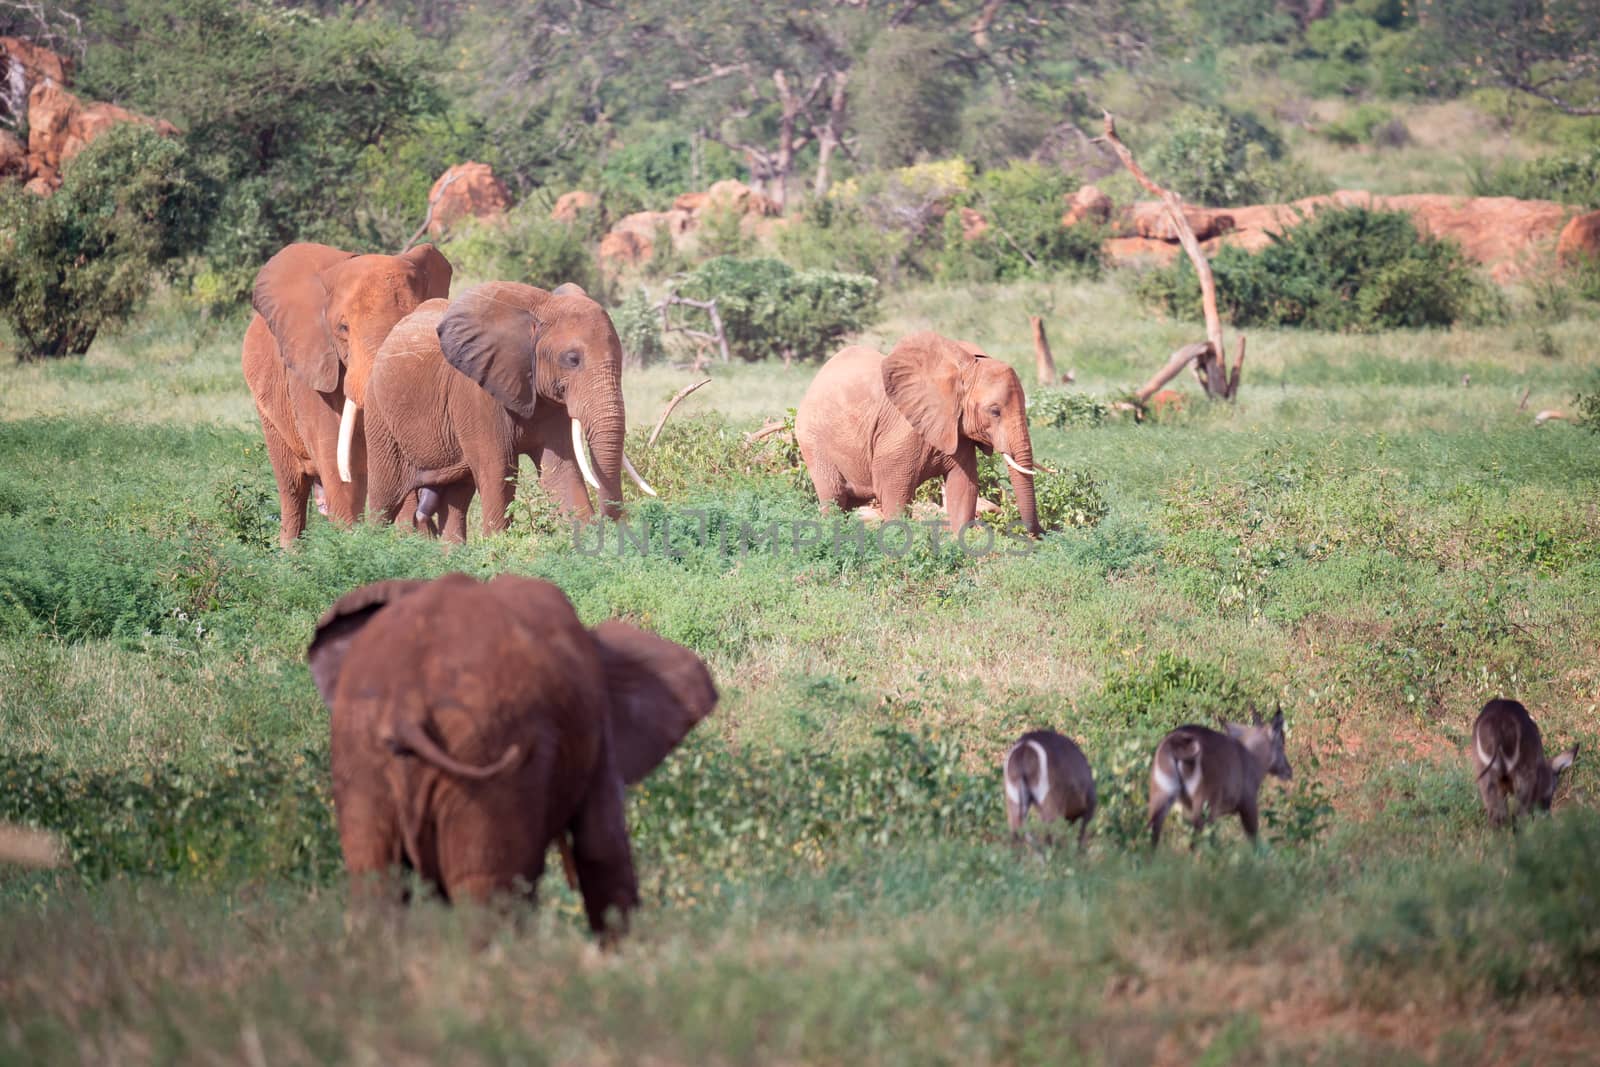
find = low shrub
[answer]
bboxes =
[1137,205,1490,331]
[1321,104,1410,147]
[0,125,203,359]
[1028,389,1109,430]
[1149,105,1326,207]
[973,456,1109,534]
[1470,145,1600,207]
[938,161,1104,282]
[675,257,879,362]
[612,286,666,366]
[443,195,607,296]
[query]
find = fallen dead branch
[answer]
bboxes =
[1096,111,1244,404]
[655,287,731,364]
[1534,409,1568,425]
[745,418,792,444]
[648,378,711,446]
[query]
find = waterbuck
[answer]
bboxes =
[1472,698,1578,830]
[1147,710,1291,848]
[1003,730,1096,850]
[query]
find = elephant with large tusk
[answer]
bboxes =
[796,331,1043,536]
[241,242,453,547]
[363,282,654,541]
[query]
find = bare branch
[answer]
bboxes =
[398,172,461,253]
[668,63,750,92]
[648,378,713,447]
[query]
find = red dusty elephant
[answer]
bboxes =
[795,331,1041,535]
[241,242,452,547]
[362,282,656,542]
[306,573,717,938]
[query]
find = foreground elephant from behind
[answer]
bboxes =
[795,332,1041,535]
[364,282,654,541]
[242,242,452,547]
[307,573,717,937]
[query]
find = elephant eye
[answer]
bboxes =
[335,320,349,337]
[986,404,1002,418]
[559,349,581,369]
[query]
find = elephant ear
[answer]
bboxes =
[253,243,355,393]
[306,579,432,708]
[592,620,718,785]
[881,332,977,456]
[401,243,453,300]
[435,281,550,418]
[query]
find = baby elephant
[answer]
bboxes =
[1148,710,1291,848]
[1003,730,1096,850]
[1472,698,1578,829]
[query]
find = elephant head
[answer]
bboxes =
[881,332,1040,535]
[253,242,453,484]
[435,281,646,519]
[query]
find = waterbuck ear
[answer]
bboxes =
[1250,706,1264,727]
[307,579,433,707]
[1551,745,1578,776]
[1223,720,1247,740]
[1271,708,1285,733]
[592,620,718,785]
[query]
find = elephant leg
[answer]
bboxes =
[872,479,916,521]
[258,412,311,549]
[569,773,638,940]
[439,482,474,545]
[473,464,518,537]
[436,802,545,909]
[319,465,367,529]
[802,449,852,513]
[334,785,407,907]
[537,447,595,522]
[941,449,981,534]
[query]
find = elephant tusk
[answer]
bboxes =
[572,418,602,491]
[622,453,657,497]
[1002,452,1038,478]
[336,397,358,483]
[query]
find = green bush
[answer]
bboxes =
[1321,104,1410,147]
[1471,146,1600,207]
[1138,206,1490,331]
[444,197,607,297]
[80,0,447,305]
[675,257,879,362]
[598,128,743,213]
[939,161,1104,282]
[779,160,969,284]
[613,286,666,366]
[1028,389,1109,430]
[1150,106,1325,207]
[973,456,1109,533]
[0,125,202,359]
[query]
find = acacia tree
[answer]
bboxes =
[1416,0,1600,116]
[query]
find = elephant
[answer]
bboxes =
[306,572,717,937]
[795,332,1041,536]
[241,241,452,547]
[363,282,656,542]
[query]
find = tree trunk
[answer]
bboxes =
[812,69,848,201]
[1029,315,1058,386]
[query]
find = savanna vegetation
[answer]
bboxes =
[2,0,1600,1062]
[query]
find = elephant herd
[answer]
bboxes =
[246,240,1578,941]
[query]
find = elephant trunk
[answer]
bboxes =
[334,323,387,484]
[574,393,626,521]
[1000,412,1041,537]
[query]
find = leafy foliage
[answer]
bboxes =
[0,124,201,358]
[1470,145,1600,206]
[1028,389,1109,430]
[79,0,445,304]
[443,197,607,297]
[1150,105,1324,207]
[675,257,879,362]
[940,162,1105,282]
[1138,206,1491,330]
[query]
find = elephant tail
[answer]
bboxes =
[384,718,523,781]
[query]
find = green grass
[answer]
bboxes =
[2,271,1598,1062]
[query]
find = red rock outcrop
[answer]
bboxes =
[1,36,70,87]
[550,189,599,222]
[958,206,988,241]
[1556,210,1600,267]
[0,129,23,176]
[1063,184,1112,227]
[426,162,510,235]
[594,179,784,267]
[598,230,652,266]
[20,80,178,191]
[1106,190,1576,282]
